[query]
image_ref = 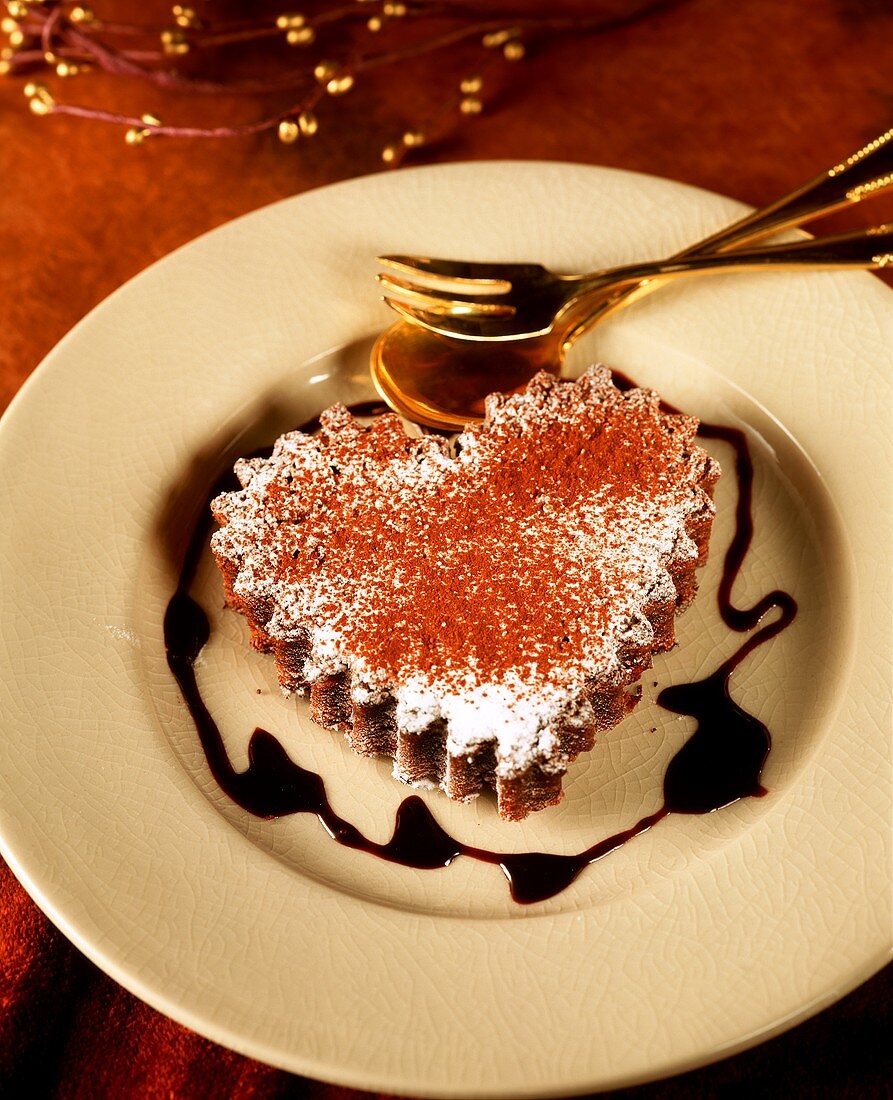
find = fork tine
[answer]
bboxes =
[376,273,515,316]
[376,254,512,292]
[381,292,512,326]
[382,298,441,328]
[381,298,523,342]
[382,298,477,337]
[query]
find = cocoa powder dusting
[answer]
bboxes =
[210,366,719,773]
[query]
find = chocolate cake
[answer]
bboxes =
[210,366,720,820]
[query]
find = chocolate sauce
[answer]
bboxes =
[164,390,797,905]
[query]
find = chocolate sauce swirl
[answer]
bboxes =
[164,389,796,905]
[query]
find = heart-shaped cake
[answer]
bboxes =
[211,366,720,820]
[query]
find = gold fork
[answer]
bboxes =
[378,225,893,341]
[376,128,893,344]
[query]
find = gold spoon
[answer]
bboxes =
[370,321,562,431]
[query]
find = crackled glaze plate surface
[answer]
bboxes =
[0,163,890,1097]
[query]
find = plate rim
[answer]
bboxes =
[0,159,890,1097]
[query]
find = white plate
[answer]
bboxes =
[0,163,890,1097]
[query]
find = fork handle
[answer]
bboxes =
[571,225,893,299]
[683,128,893,255]
[565,128,893,342]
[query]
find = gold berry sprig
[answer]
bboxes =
[1,0,683,160]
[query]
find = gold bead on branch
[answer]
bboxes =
[286,26,314,45]
[68,6,95,24]
[460,74,482,94]
[172,5,200,30]
[56,60,83,77]
[28,85,55,115]
[366,15,383,32]
[6,28,24,47]
[460,96,482,115]
[313,59,339,84]
[125,114,161,146]
[160,28,189,56]
[278,118,299,144]
[482,28,519,49]
[298,109,318,136]
[25,82,54,115]
[313,59,353,97]
[275,12,305,29]
[0,58,11,76]
[326,73,354,95]
[382,2,407,15]
[503,40,525,61]
[381,144,399,164]
[6,2,27,20]
[1,16,19,35]
[402,130,424,148]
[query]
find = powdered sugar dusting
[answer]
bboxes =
[210,366,719,779]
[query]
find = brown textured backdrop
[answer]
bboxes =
[0,0,890,1096]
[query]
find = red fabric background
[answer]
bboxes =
[1,0,890,1095]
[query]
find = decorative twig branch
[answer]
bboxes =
[1,0,683,164]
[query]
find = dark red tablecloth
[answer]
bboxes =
[1,0,890,1095]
